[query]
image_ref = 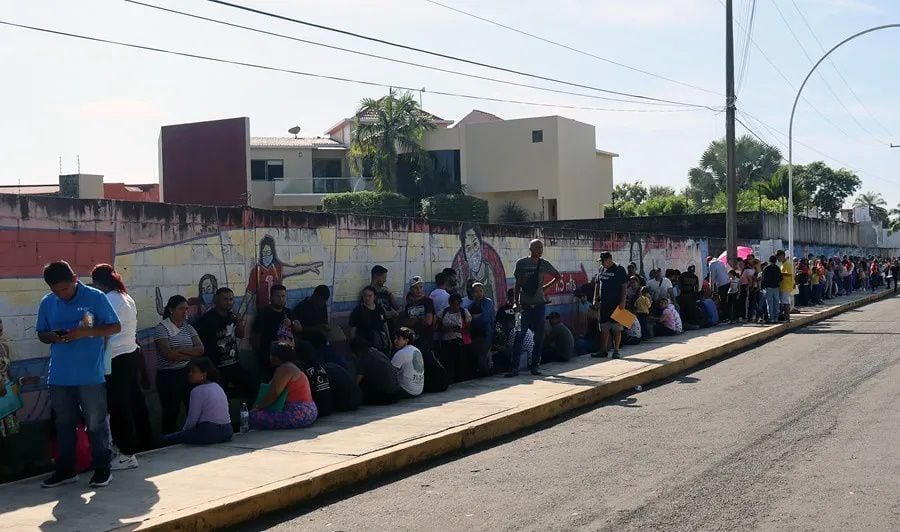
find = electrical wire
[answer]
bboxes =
[123,0,689,108]
[789,0,895,139]
[421,0,721,96]
[206,0,717,110]
[735,0,755,94]
[768,0,885,145]
[0,20,714,115]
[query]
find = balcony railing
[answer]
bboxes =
[272,176,374,195]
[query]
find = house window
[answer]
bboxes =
[532,130,543,143]
[312,158,347,193]
[546,198,558,220]
[250,159,284,181]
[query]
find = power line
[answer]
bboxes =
[739,109,900,187]
[123,0,688,108]
[736,0,756,94]
[206,0,717,109]
[789,0,895,139]
[720,0,878,150]
[420,0,721,96]
[0,20,712,115]
[768,0,885,145]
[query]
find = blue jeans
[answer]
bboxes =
[50,384,112,473]
[511,303,546,371]
[764,289,781,323]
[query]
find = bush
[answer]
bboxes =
[322,191,416,217]
[420,194,489,223]
[496,201,530,223]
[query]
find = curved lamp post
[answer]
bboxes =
[788,24,900,259]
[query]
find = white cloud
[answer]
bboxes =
[78,99,163,120]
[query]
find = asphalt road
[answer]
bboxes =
[242,296,900,532]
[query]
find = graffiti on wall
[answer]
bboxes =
[450,224,508,305]
[238,234,324,316]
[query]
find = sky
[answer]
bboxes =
[1,0,898,208]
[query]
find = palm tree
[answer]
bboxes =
[853,191,889,225]
[687,135,782,204]
[349,90,436,192]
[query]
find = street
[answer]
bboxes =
[242,296,900,532]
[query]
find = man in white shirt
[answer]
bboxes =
[430,271,452,317]
[647,268,674,302]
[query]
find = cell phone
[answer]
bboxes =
[54,330,68,336]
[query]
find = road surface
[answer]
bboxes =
[241,296,900,531]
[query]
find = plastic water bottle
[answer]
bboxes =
[239,402,250,434]
[514,310,522,333]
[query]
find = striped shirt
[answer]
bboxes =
[153,322,199,371]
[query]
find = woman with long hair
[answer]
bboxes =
[251,342,318,429]
[153,295,205,434]
[91,264,153,469]
[162,357,232,445]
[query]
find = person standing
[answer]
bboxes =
[252,284,302,379]
[761,256,782,324]
[429,272,452,318]
[592,252,627,359]
[37,261,121,488]
[467,282,495,376]
[348,286,391,354]
[154,295,205,435]
[402,276,436,355]
[507,239,561,377]
[891,259,900,293]
[708,256,730,320]
[777,250,794,323]
[370,265,401,332]
[91,264,152,471]
[195,288,252,403]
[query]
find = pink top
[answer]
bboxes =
[285,372,313,403]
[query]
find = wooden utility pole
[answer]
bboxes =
[725,0,738,263]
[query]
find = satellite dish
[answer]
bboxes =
[288,126,301,138]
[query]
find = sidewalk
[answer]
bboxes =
[0,289,893,531]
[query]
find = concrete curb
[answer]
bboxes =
[136,290,894,530]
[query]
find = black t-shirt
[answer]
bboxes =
[300,360,333,417]
[356,348,401,401]
[254,306,293,357]
[293,297,328,328]
[680,272,700,296]
[402,295,435,342]
[195,310,240,368]
[349,304,389,351]
[762,264,782,288]
[324,362,361,412]
[597,265,628,308]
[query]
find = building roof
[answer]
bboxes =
[596,149,619,158]
[250,137,347,149]
[455,109,502,127]
[0,185,60,195]
[326,98,454,136]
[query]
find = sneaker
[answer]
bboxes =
[503,371,519,378]
[89,468,112,488]
[530,367,542,376]
[41,471,78,488]
[110,453,139,471]
[612,351,621,359]
[590,352,605,358]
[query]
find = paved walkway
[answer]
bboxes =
[0,289,892,531]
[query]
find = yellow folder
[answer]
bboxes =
[611,307,637,328]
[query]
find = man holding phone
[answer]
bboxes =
[36,261,121,489]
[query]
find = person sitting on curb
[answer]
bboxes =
[649,297,682,336]
[250,342,318,430]
[392,328,425,398]
[162,358,232,446]
[349,337,401,405]
[542,312,575,362]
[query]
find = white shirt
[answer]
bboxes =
[647,277,673,302]
[104,290,139,374]
[392,344,424,396]
[709,260,730,289]
[430,288,451,317]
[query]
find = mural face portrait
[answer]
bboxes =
[463,228,483,274]
[261,244,275,268]
[199,275,217,306]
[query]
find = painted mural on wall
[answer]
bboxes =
[0,199,712,424]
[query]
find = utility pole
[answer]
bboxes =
[725,0,738,264]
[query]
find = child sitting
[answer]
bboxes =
[162,357,233,445]
[633,286,652,339]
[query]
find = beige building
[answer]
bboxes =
[246,106,616,220]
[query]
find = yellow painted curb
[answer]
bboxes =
[134,290,893,531]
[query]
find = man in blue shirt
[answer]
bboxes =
[36,261,121,488]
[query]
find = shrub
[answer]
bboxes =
[496,201,530,223]
[322,191,416,217]
[420,194,489,223]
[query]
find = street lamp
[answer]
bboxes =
[788,24,900,260]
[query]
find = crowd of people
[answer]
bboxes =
[30,245,899,488]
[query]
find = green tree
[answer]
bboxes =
[349,90,436,192]
[647,185,676,199]
[803,162,860,219]
[636,195,688,216]
[854,191,889,226]
[686,135,783,205]
[611,181,648,205]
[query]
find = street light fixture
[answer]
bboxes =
[788,24,900,261]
